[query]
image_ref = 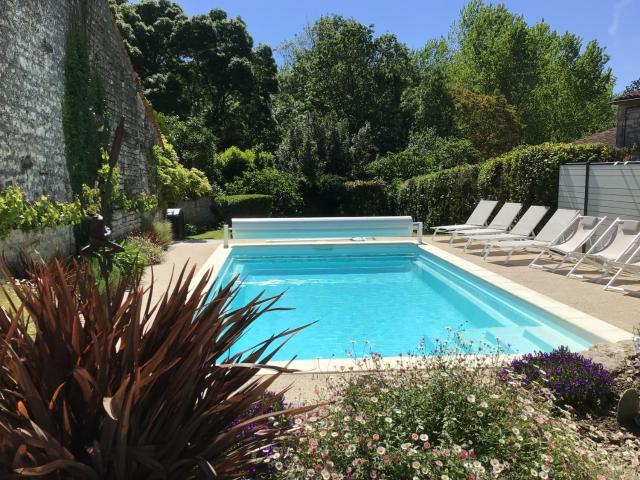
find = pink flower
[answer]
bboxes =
[459,449,469,460]
[436,460,444,468]
[370,470,378,478]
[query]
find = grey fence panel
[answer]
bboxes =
[558,163,640,222]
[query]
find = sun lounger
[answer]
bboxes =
[448,202,522,244]
[566,219,640,279]
[462,205,549,252]
[481,209,581,263]
[604,243,640,293]
[528,215,608,271]
[431,200,498,239]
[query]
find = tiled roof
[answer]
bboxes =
[612,90,640,104]
[574,127,617,147]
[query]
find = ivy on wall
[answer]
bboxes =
[62,30,109,194]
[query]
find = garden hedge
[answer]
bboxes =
[340,179,390,216]
[397,143,619,228]
[213,194,273,223]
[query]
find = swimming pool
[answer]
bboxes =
[208,243,598,361]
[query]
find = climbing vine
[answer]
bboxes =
[0,151,157,240]
[62,29,109,194]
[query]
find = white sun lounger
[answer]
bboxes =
[481,208,581,263]
[448,202,522,244]
[566,219,640,279]
[604,243,640,293]
[462,205,549,252]
[431,200,498,239]
[528,215,608,271]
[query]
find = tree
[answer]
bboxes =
[623,78,640,95]
[110,2,278,150]
[450,0,614,143]
[453,88,523,158]
[277,16,414,154]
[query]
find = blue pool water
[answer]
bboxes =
[208,243,595,360]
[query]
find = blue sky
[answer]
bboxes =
[172,0,639,91]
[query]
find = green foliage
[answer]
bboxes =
[454,87,524,157]
[0,186,84,240]
[341,180,390,216]
[155,112,218,179]
[226,168,303,215]
[217,146,256,184]
[477,142,619,209]
[63,30,109,194]
[450,0,615,143]
[0,260,307,478]
[272,339,613,479]
[150,219,174,249]
[397,164,480,228]
[397,143,619,228]
[367,129,482,183]
[277,15,414,154]
[154,137,212,205]
[123,235,166,266]
[111,2,278,149]
[214,194,273,223]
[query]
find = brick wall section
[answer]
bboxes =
[0,0,161,261]
[616,103,640,149]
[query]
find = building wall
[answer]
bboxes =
[0,0,160,262]
[616,100,640,149]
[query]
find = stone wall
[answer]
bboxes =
[0,227,76,271]
[175,198,216,226]
[0,0,72,201]
[0,0,161,261]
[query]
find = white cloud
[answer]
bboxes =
[609,0,632,36]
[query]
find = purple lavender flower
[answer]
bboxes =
[508,346,615,415]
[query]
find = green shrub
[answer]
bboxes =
[124,235,166,266]
[217,146,255,183]
[226,168,303,215]
[214,194,273,223]
[272,340,614,479]
[397,164,479,228]
[302,174,347,215]
[154,137,212,205]
[341,179,390,216]
[477,142,619,209]
[397,143,619,228]
[150,219,173,249]
[367,129,482,183]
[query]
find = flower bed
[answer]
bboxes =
[265,341,622,480]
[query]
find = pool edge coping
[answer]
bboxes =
[191,238,634,374]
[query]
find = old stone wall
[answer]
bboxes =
[0,0,160,261]
[0,0,72,200]
[175,198,216,226]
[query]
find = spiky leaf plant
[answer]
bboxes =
[0,260,310,479]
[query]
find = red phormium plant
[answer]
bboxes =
[0,260,311,479]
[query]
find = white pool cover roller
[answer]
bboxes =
[231,216,414,239]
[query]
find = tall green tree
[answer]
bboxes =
[277,16,414,154]
[110,2,278,150]
[450,0,615,143]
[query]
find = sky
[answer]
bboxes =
[170,0,639,91]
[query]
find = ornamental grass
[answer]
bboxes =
[0,260,311,479]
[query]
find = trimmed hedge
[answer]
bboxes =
[213,194,273,223]
[340,179,390,216]
[397,143,619,228]
[477,143,618,208]
[397,164,479,228]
